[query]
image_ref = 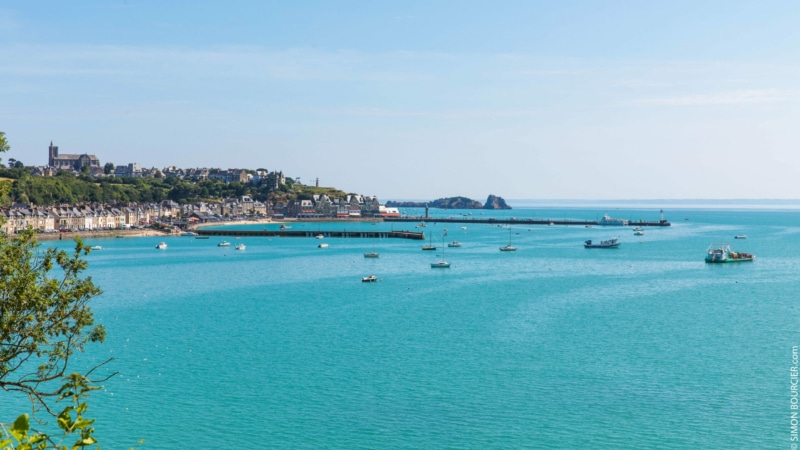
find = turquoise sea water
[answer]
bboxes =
[13,206,800,448]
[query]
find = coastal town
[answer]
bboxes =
[1,142,403,235]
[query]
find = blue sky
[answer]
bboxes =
[2,1,800,200]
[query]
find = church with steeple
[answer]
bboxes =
[48,141,101,172]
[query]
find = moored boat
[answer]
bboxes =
[218,241,230,247]
[155,242,167,250]
[734,235,747,239]
[364,252,379,258]
[361,275,377,282]
[599,214,628,226]
[584,238,621,248]
[234,244,246,250]
[318,243,329,248]
[705,243,754,263]
[447,241,462,248]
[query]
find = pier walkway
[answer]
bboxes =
[195,229,425,240]
[383,217,671,227]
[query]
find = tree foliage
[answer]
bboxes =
[1,373,107,449]
[0,230,106,415]
[0,132,9,154]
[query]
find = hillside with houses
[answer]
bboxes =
[0,141,402,233]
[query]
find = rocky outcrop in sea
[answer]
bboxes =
[483,195,511,210]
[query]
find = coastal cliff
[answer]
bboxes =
[386,195,511,210]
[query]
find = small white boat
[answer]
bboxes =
[430,261,451,268]
[180,231,198,236]
[500,228,516,251]
[91,245,103,250]
[633,227,644,236]
[361,275,378,282]
[155,242,167,250]
[315,234,324,239]
[448,241,462,248]
[234,244,246,250]
[460,226,467,230]
[218,241,230,247]
[318,243,329,248]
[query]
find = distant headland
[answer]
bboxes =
[386,195,511,210]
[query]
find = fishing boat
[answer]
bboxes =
[705,243,754,263]
[234,243,246,250]
[361,275,378,282]
[218,241,230,247]
[499,227,517,252]
[584,237,621,248]
[155,242,167,250]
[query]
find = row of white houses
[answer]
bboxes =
[0,194,399,234]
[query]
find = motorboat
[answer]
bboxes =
[155,242,167,250]
[180,231,198,236]
[91,245,103,250]
[318,243,329,248]
[584,238,621,248]
[218,241,230,247]
[705,243,754,263]
[447,241,462,248]
[361,275,378,282]
[734,235,747,239]
[633,227,644,236]
[316,234,324,239]
[234,244,246,250]
[363,252,379,258]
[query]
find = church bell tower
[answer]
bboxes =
[48,141,58,166]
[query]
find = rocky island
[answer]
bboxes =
[386,195,511,210]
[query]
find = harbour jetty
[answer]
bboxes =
[196,229,425,240]
[384,217,670,227]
